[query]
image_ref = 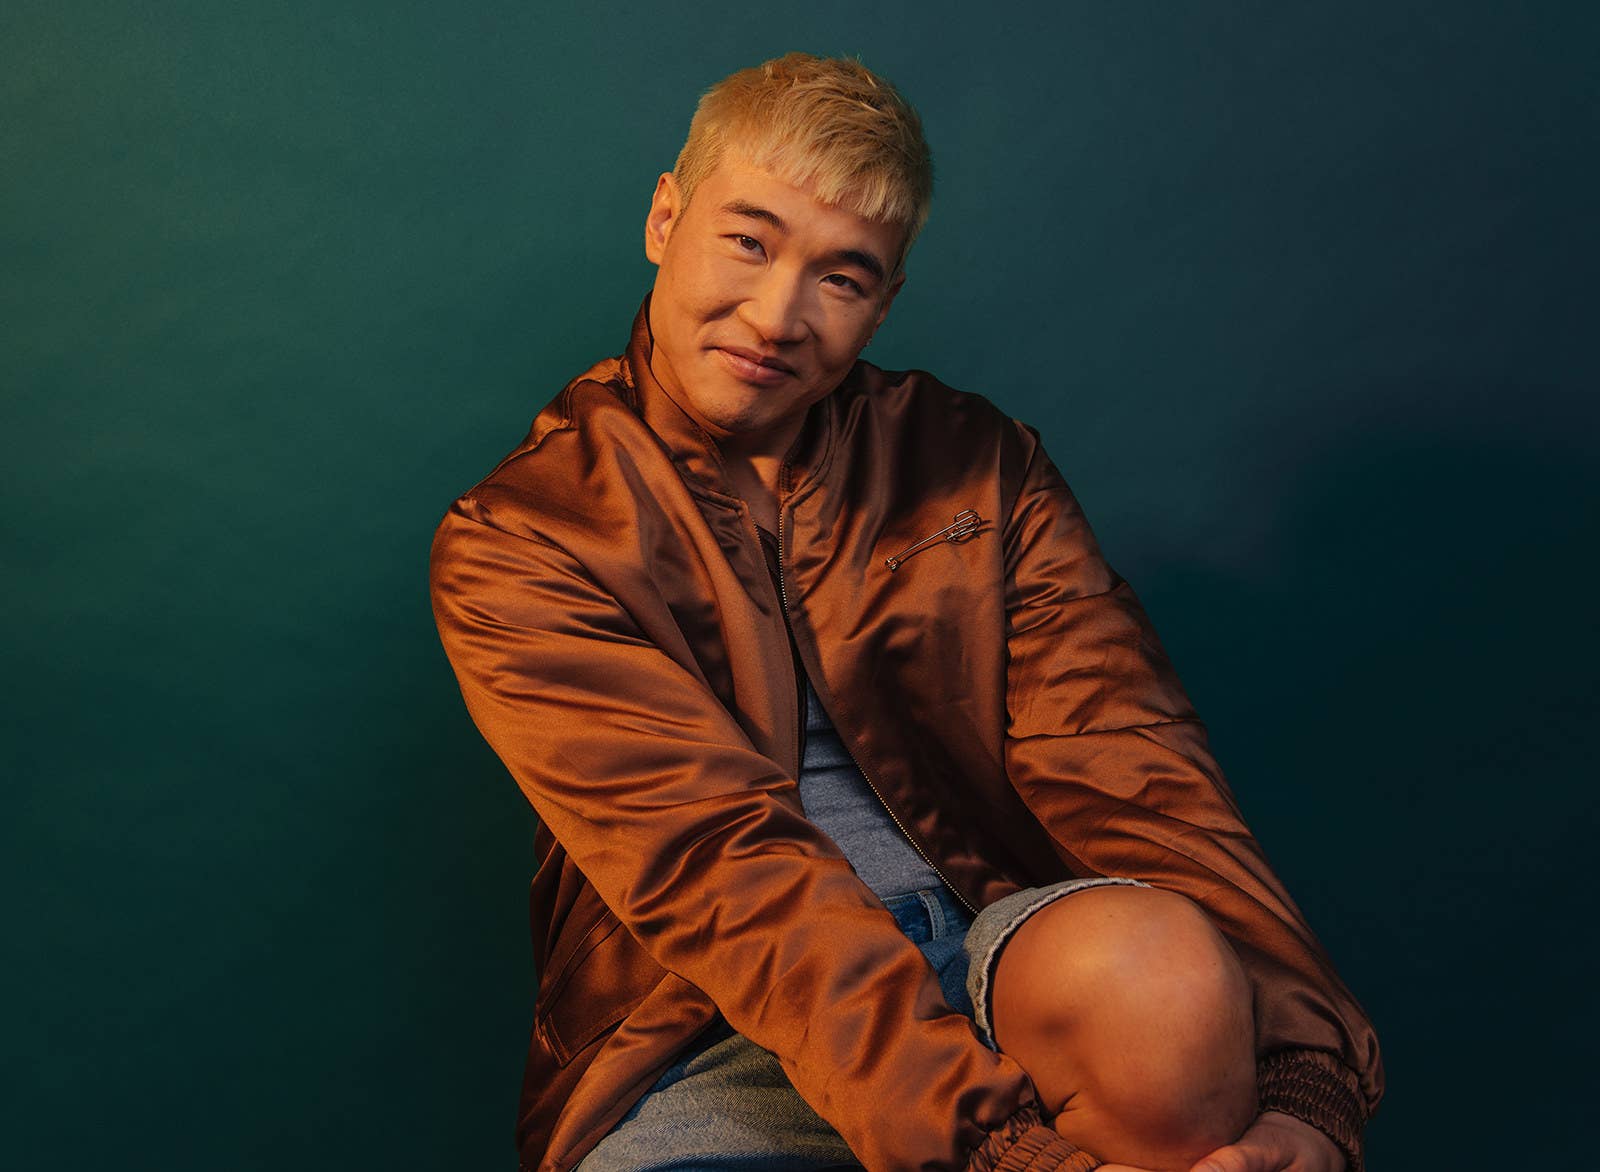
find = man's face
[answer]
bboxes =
[643,156,905,458]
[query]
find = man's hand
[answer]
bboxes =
[1187,1111,1345,1172]
[1094,1111,1346,1172]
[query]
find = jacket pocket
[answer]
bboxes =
[534,905,660,1065]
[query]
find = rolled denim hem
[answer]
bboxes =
[964,876,1151,1048]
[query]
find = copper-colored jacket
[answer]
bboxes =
[430,302,1383,1172]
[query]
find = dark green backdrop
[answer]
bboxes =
[7,2,1596,1167]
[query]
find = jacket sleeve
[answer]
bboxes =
[999,426,1384,1170]
[430,497,1099,1172]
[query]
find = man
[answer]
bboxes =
[430,53,1382,1172]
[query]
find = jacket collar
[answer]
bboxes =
[621,295,838,504]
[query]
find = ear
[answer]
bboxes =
[644,172,683,266]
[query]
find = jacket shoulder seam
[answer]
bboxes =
[1008,716,1207,740]
[444,499,581,561]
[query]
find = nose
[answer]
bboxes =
[737,267,809,346]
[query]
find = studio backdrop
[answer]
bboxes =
[7,2,1596,1167]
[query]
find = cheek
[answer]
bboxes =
[681,255,751,313]
[818,314,877,366]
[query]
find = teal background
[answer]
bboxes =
[6,1,1596,1166]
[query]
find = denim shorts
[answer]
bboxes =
[575,876,1145,1172]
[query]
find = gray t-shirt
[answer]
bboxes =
[796,674,945,899]
[754,522,944,899]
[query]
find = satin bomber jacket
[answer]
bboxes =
[429,301,1384,1172]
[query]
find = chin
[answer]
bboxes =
[682,395,757,437]
[694,384,773,427]
[704,408,773,438]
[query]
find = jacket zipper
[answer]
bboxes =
[775,500,978,916]
[775,507,805,772]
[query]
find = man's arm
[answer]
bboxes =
[998,425,1383,1170]
[431,496,1095,1172]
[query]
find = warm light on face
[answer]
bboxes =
[643,158,905,459]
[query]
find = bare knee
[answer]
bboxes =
[993,886,1251,1044]
[991,885,1258,1169]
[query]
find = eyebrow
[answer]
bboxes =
[719,199,888,284]
[722,199,785,230]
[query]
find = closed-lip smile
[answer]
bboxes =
[716,344,797,380]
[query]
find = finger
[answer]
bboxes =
[1189,1142,1276,1172]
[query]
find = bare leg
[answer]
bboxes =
[988,886,1259,1171]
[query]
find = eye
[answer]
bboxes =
[824,273,866,296]
[732,234,764,254]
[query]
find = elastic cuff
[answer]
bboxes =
[967,1105,1100,1172]
[1257,1050,1367,1172]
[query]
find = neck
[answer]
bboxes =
[717,431,794,535]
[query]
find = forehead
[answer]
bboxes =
[693,157,904,257]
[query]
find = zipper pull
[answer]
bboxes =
[885,509,983,571]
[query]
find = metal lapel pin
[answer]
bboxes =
[885,509,983,571]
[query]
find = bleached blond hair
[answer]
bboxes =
[673,53,934,273]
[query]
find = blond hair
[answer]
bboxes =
[673,53,934,271]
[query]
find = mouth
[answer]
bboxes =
[714,345,797,385]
